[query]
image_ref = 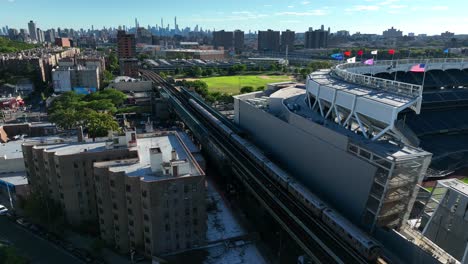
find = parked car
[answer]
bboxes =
[0,205,8,215]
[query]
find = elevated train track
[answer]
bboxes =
[141,69,375,264]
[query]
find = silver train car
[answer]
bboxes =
[189,98,381,261]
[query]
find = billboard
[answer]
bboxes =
[73,87,97,95]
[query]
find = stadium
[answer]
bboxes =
[233,58,468,263]
[345,58,468,177]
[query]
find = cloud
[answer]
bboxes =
[431,6,448,10]
[345,5,380,12]
[301,1,311,5]
[389,5,407,9]
[378,0,399,5]
[276,10,327,16]
[288,5,294,8]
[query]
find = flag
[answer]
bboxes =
[388,49,395,55]
[331,53,344,60]
[344,51,351,57]
[357,50,364,56]
[363,58,374,65]
[371,50,378,55]
[346,57,356,63]
[443,49,449,54]
[410,64,426,72]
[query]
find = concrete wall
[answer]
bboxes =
[0,157,25,174]
[236,99,377,224]
[375,227,441,264]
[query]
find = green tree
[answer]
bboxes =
[256,86,265,91]
[108,52,119,73]
[240,86,254,94]
[84,111,119,140]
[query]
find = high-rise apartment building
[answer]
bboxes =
[212,30,244,54]
[93,132,206,256]
[117,30,136,59]
[382,27,403,38]
[28,20,37,41]
[213,30,233,50]
[234,30,244,54]
[304,26,329,49]
[258,29,280,52]
[281,30,295,52]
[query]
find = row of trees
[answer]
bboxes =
[0,36,36,53]
[48,89,126,139]
[161,63,286,79]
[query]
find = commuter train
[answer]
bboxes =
[188,98,382,261]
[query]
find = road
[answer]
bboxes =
[0,217,84,264]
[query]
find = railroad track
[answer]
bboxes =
[141,70,371,264]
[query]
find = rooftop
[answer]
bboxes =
[96,133,203,182]
[0,171,28,186]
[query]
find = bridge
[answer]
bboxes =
[140,69,376,264]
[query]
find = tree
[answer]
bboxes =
[256,86,265,91]
[240,86,254,94]
[85,89,126,106]
[84,111,119,140]
[108,52,119,73]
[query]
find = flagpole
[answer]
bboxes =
[421,60,428,88]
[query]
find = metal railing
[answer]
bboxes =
[332,58,468,98]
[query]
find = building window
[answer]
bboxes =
[184,185,189,193]
[114,214,118,220]
[144,226,149,233]
[129,220,134,226]
[145,237,151,243]
[128,208,133,215]
[142,190,147,197]
[165,224,170,231]
[74,163,78,168]
[126,185,131,192]
[144,214,149,221]
[193,219,198,226]
[113,203,117,210]
[193,207,198,214]
[110,180,115,187]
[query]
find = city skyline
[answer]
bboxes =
[1,0,467,35]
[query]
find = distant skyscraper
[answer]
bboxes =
[174,16,178,31]
[28,20,37,41]
[258,29,280,52]
[135,18,139,29]
[281,30,295,52]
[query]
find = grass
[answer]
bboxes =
[200,75,293,94]
[462,177,468,184]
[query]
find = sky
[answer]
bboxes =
[1,0,467,35]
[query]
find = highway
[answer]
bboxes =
[141,69,371,264]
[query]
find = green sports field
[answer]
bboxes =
[200,75,293,94]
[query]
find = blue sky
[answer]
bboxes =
[1,0,466,35]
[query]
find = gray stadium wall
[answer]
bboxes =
[235,97,377,225]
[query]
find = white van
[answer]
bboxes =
[0,205,8,215]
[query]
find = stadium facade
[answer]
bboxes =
[234,58,468,263]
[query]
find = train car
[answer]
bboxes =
[263,161,291,188]
[321,208,381,261]
[288,181,327,218]
[188,99,234,136]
